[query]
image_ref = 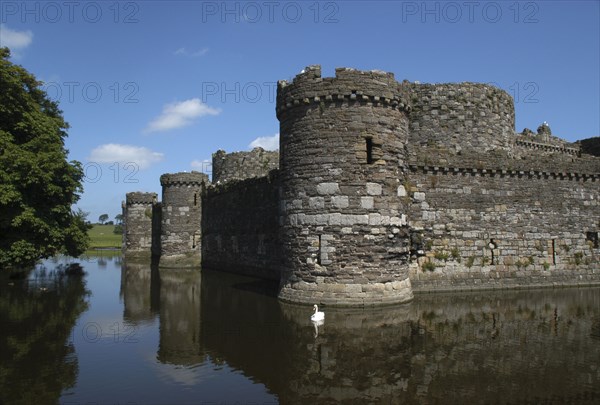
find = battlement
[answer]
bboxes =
[160,171,209,187]
[125,192,157,205]
[276,65,410,119]
[212,147,279,183]
[515,138,581,156]
[408,164,599,182]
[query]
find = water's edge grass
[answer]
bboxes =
[88,224,121,249]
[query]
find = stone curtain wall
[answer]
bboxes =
[201,172,281,280]
[151,202,162,257]
[406,163,600,291]
[159,172,208,268]
[212,148,279,183]
[408,82,515,153]
[123,192,157,260]
[277,66,414,306]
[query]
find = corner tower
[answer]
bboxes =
[159,171,208,268]
[123,192,158,261]
[276,65,414,306]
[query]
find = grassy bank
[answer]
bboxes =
[88,224,122,249]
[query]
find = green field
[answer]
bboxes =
[88,225,122,249]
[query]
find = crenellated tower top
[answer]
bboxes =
[160,171,209,187]
[276,65,411,120]
[125,192,158,205]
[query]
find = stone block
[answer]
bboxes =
[317,182,340,195]
[413,192,426,201]
[331,195,349,209]
[309,197,325,209]
[329,213,342,225]
[361,196,374,209]
[366,182,382,195]
[369,213,382,225]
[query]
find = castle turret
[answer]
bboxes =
[276,65,414,306]
[408,82,515,153]
[159,172,208,268]
[123,192,158,260]
[212,147,279,183]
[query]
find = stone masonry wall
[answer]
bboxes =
[277,66,414,306]
[160,172,208,268]
[123,192,157,260]
[201,171,280,280]
[212,148,279,183]
[408,82,515,153]
[405,158,600,291]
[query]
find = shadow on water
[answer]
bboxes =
[120,259,160,325]
[0,260,90,405]
[196,271,600,404]
[115,262,600,404]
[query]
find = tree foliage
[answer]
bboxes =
[0,48,90,269]
[98,214,109,224]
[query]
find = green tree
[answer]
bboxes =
[0,47,89,270]
[98,214,109,224]
[115,213,123,225]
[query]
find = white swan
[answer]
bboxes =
[311,304,325,322]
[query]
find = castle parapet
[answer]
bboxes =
[276,66,410,121]
[159,171,208,268]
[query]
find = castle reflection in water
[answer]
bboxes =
[121,260,600,404]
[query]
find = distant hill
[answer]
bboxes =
[578,137,600,157]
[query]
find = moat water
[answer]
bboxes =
[1,255,599,404]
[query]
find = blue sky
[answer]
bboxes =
[1,0,599,222]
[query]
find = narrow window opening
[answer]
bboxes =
[366,137,374,164]
[586,231,599,248]
[551,239,556,265]
[193,192,198,207]
[317,235,322,265]
[488,239,497,264]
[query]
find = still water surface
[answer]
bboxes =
[1,255,599,404]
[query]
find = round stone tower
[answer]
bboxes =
[408,82,515,153]
[123,192,158,260]
[276,65,414,306]
[159,171,208,268]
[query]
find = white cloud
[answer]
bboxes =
[0,25,33,54]
[144,98,220,133]
[174,47,209,57]
[88,144,164,170]
[248,133,279,151]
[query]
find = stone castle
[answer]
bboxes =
[123,65,600,307]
